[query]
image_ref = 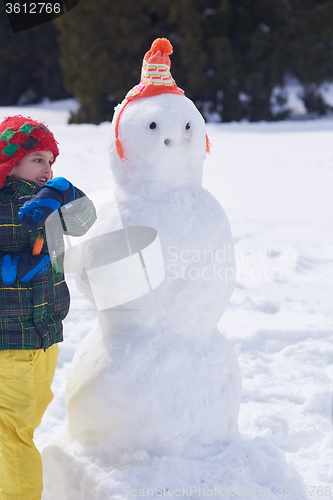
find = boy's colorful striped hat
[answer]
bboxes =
[0,115,59,189]
[115,38,185,161]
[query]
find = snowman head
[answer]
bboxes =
[109,38,211,194]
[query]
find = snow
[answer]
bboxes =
[203,120,333,492]
[0,101,332,498]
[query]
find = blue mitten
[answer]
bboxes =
[1,249,50,285]
[18,177,76,229]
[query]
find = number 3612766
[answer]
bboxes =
[6,3,61,14]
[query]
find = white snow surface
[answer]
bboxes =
[1,101,332,499]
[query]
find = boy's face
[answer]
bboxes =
[8,150,54,187]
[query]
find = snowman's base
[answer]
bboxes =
[42,435,303,500]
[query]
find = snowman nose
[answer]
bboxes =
[164,139,171,146]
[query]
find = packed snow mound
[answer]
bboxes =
[42,436,303,500]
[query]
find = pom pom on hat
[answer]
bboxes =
[0,115,59,189]
[150,38,173,54]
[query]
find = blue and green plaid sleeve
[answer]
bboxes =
[59,187,97,237]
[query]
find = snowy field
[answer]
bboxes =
[1,101,332,498]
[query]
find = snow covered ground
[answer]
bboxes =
[0,101,332,498]
[205,120,333,492]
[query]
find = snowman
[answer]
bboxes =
[42,38,244,496]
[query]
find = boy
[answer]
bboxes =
[0,115,96,499]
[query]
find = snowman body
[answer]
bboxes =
[66,93,242,460]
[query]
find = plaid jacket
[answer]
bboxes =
[0,178,96,351]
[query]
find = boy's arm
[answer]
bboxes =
[59,187,97,237]
[18,177,97,235]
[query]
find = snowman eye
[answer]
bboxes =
[149,122,157,129]
[186,123,191,130]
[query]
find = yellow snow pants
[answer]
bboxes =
[0,344,59,500]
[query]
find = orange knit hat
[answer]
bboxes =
[127,38,182,99]
[115,38,211,161]
[115,38,184,161]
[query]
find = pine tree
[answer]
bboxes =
[55,0,207,123]
[283,0,333,115]
[55,0,333,123]
[0,14,67,105]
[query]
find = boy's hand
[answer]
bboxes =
[18,177,75,229]
[1,249,50,285]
